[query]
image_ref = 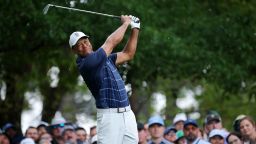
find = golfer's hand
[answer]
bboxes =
[121,15,132,25]
[130,15,140,29]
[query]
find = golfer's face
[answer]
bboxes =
[74,38,92,56]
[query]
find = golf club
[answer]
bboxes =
[43,4,120,19]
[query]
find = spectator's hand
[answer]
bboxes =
[129,15,140,29]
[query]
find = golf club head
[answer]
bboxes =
[43,4,52,15]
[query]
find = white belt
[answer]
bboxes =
[97,105,131,113]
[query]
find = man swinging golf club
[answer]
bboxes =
[69,15,140,144]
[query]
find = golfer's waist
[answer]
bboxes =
[97,105,131,113]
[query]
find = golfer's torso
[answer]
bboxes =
[95,58,129,108]
[78,49,129,108]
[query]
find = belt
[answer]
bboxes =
[97,105,131,113]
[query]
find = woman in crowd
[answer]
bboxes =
[239,116,256,144]
[226,132,243,144]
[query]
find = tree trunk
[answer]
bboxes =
[0,74,24,133]
[41,86,63,123]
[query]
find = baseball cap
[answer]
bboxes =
[62,125,75,136]
[175,130,185,142]
[20,138,35,144]
[164,126,177,135]
[69,31,89,48]
[148,115,164,127]
[184,119,198,128]
[232,114,246,132]
[205,111,221,124]
[37,121,49,127]
[51,111,66,125]
[209,129,226,139]
[173,113,187,125]
[2,123,14,132]
[137,122,144,131]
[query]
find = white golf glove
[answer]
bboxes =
[130,15,140,29]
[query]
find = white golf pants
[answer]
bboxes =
[96,105,138,144]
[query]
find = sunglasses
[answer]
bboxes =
[51,123,65,129]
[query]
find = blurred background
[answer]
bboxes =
[0,0,256,133]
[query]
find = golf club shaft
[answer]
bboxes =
[47,4,120,19]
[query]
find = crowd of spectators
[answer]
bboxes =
[0,112,97,144]
[1,110,255,144]
[137,111,256,144]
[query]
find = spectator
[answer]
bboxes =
[147,115,172,144]
[173,113,187,131]
[37,122,49,137]
[137,122,148,144]
[0,133,11,144]
[88,126,96,143]
[38,133,52,144]
[204,111,223,135]
[2,123,24,144]
[174,130,186,144]
[183,119,210,144]
[239,116,256,144]
[226,132,243,144]
[62,125,82,144]
[164,126,177,143]
[75,127,88,144]
[143,123,151,142]
[49,112,66,144]
[232,115,246,134]
[25,127,39,143]
[209,129,226,144]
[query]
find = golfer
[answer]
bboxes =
[69,15,140,144]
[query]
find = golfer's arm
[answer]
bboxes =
[101,22,130,56]
[116,29,139,65]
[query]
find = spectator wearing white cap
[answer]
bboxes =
[49,112,66,144]
[20,138,35,144]
[147,115,172,144]
[209,129,227,144]
[173,113,187,131]
[184,119,210,144]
